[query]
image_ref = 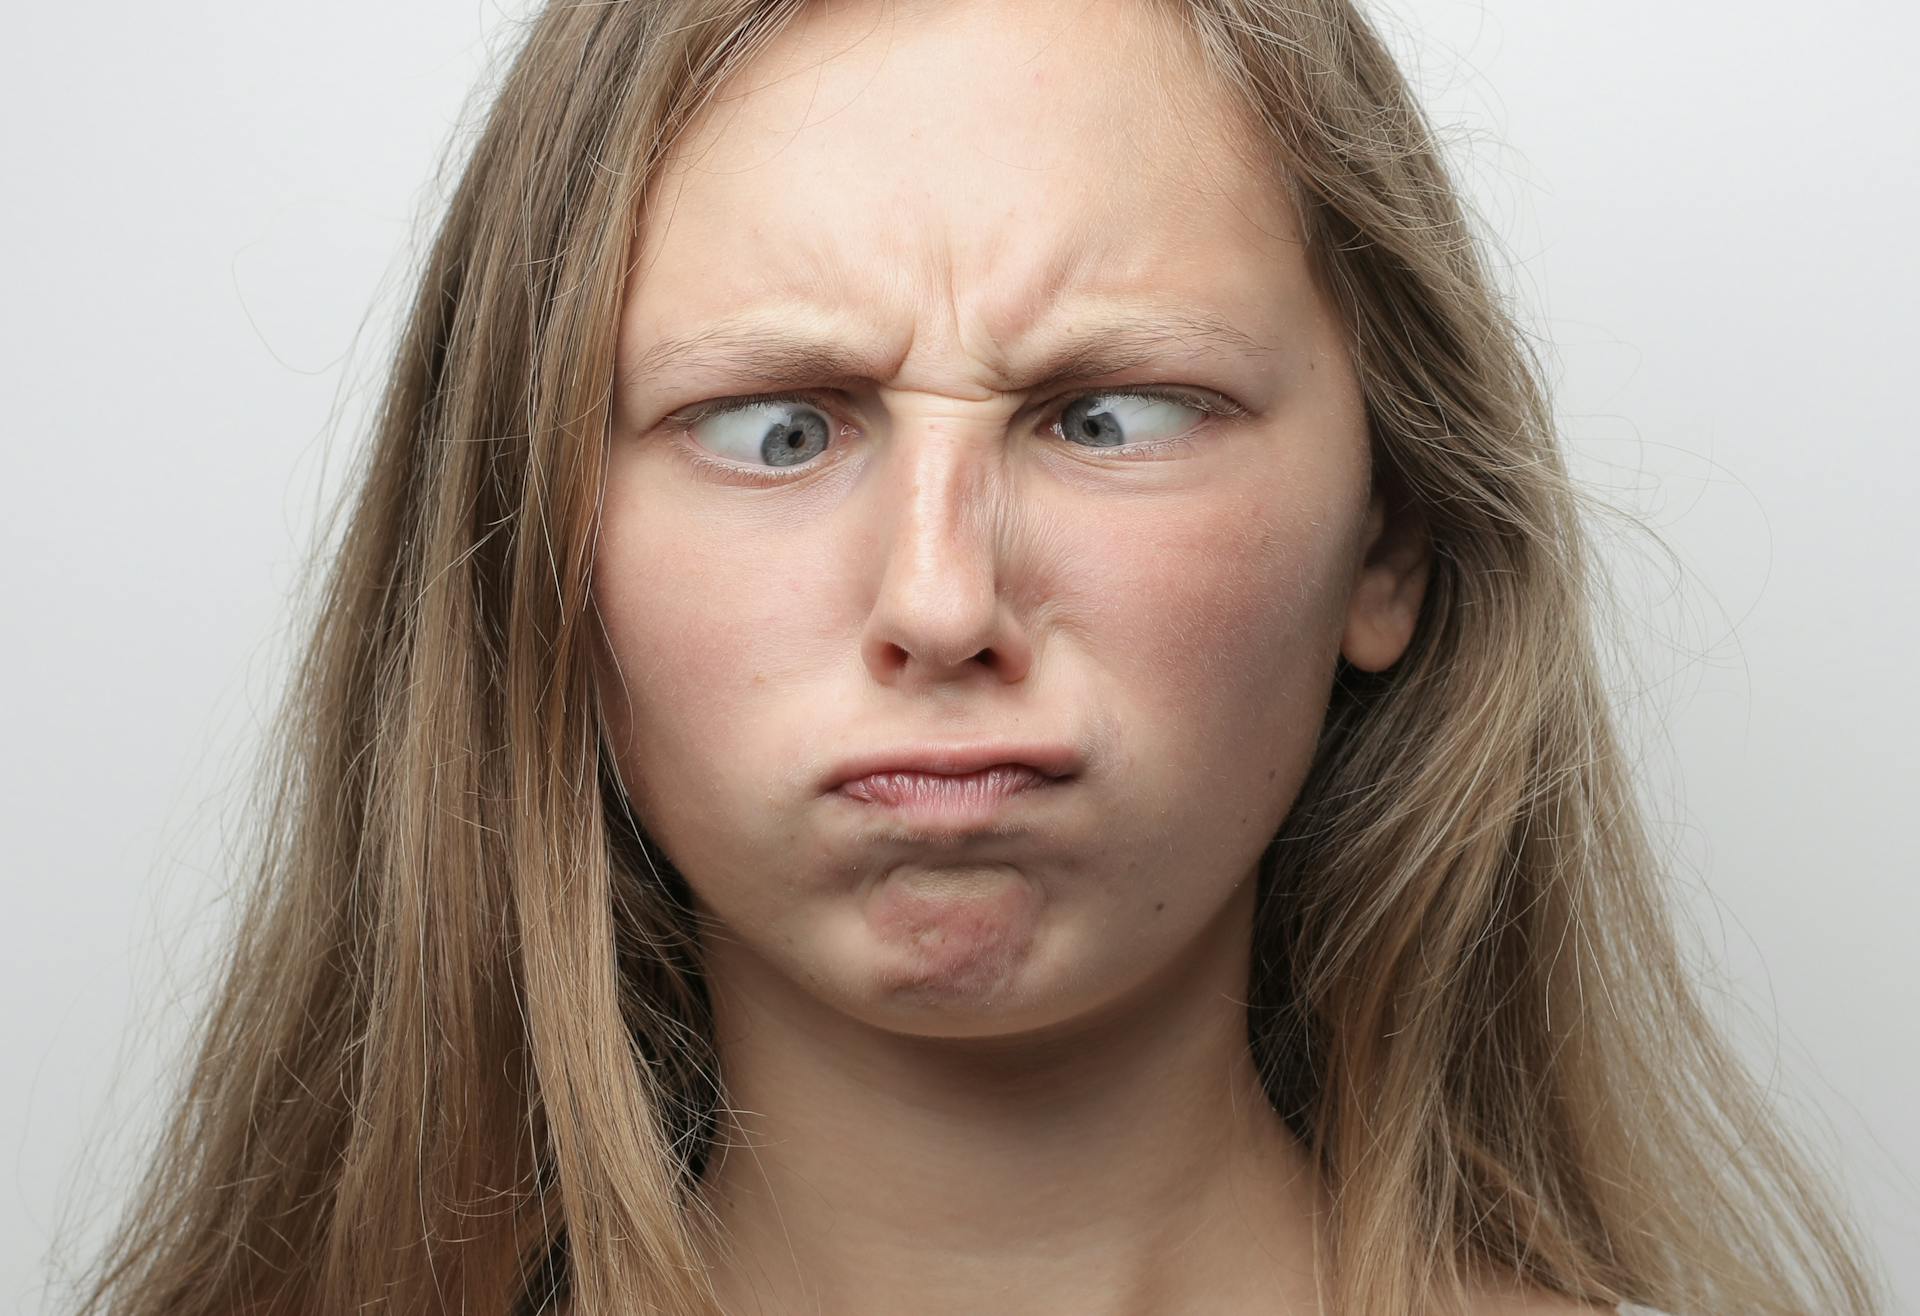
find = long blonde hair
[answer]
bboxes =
[68,1,1882,1312]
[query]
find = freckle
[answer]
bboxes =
[1267,768,1276,782]
[1154,902,1165,913]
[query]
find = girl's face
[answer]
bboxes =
[594,0,1423,1037]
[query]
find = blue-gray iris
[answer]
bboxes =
[762,409,831,466]
[1063,396,1128,447]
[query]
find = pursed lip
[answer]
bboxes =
[821,742,1083,794]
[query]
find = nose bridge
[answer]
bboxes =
[861,411,1028,686]
[894,418,998,562]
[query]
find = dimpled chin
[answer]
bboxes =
[860,866,1044,1007]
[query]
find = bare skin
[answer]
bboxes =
[592,0,1595,1310]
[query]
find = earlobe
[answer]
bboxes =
[1339,485,1431,673]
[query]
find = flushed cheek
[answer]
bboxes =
[1083,490,1354,721]
[1051,489,1355,945]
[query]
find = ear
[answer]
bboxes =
[1340,474,1430,673]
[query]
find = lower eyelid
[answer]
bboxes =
[674,438,811,486]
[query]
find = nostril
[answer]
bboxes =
[859,612,1032,686]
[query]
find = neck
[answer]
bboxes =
[693,880,1329,1316]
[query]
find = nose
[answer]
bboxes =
[858,420,1034,691]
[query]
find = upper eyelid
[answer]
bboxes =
[665,389,838,430]
[664,385,1241,431]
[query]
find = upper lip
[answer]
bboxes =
[823,742,1083,792]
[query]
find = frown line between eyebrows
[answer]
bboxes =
[620,308,1278,400]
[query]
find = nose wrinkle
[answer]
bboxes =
[865,421,1020,679]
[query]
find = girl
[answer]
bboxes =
[73,0,1883,1312]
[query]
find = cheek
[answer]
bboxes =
[1061,479,1363,913]
[589,465,815,820]
[1092,483,1358,735]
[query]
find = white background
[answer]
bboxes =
[4,1,1914,1309]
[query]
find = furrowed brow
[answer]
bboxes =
[622,308,1273,394]
[624,322,873,390]
[1023,312,1274,383]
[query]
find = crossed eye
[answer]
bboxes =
[686,390,1215,471]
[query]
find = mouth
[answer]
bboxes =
[821,742,1083,794]
[832,763,1066,833]
[822,743,1082,836]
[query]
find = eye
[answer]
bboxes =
[668,386,1239,480]
[683,396,835,469]
[1055,391,1215,449]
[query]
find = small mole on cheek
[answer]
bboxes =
[1154,901,1165,913]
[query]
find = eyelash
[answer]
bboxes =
[663,387,1247,486]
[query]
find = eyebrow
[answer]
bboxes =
[621,308,1275,395]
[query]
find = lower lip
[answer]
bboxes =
[835,764,1056,823]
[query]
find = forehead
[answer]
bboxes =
[625,0,1307,375]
